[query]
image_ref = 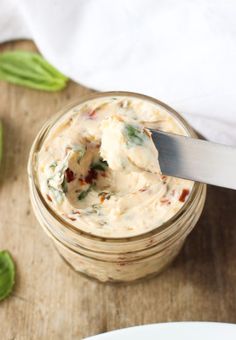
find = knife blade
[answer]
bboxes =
[151,130,236,189]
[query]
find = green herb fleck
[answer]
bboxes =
[0,250,15,302]
[78,184,95,201]
[61,177,68,193]
[72,145,86,163]
[0,51,68,91]
[91,158,108,171]
[47,154,70,202]
[92,204,100,210]
[49,161,57,170]
[124,124,146,146]
[78,190,89,200]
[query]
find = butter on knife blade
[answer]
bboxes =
[151,130,236,190]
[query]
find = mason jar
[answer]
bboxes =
[28,92,206,283]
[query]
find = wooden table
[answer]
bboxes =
[1,40,236,340]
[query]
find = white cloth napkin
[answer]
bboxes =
[1,0,236,145]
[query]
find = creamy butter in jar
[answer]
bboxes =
[28,92,206,282]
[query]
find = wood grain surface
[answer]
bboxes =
[1,41,236,340]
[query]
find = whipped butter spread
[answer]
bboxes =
[37,96,194,238]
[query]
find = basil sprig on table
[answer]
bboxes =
[0,250,15,302]
[0,51,68,91]
[0,121,2,165]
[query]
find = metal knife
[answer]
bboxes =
[151,130,236,189]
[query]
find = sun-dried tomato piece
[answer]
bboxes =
[85,168,97,184]
[179,189,190,202]
[65,168,76,183]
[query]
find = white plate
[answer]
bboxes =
[84,322,236,340]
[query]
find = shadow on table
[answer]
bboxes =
[173,184,236,281]
[95,185,236,326]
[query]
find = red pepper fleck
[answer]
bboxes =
[100,196,105,203]
[147,238,154,246]
[85,168,97,184]
[46,194,52,202]
[98,192,110,203]
[160,197,171,205]
[139,187,147,192]
[65,168,76,182]
[88,110,97,119]
[68,217,76,221]
[101,172,107,178]
[78,178,86,185]
[179,189,190,202]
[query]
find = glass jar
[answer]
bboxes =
[28,91,206,283]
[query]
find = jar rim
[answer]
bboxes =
[28,91,203,242]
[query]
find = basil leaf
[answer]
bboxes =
[0,250,15,302]
[124,124,146,146]
[0,51,68,91]
[78,190,89,200]
[91,158,108,171]
[0,121,2,165]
